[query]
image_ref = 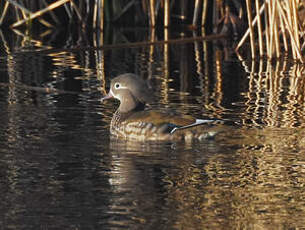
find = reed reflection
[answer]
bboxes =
[93,29,106,95]
[240,56,305,128]
[2,25,305,229]
[107,131,305,229]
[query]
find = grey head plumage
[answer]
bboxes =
[102,73,154,113]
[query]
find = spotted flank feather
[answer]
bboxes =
[110,110,221,141]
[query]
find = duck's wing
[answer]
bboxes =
[126,110,196,126]
[118,110,224,141]
[170,119,219,134]
[121,110,195,136]
[126,110,221,135]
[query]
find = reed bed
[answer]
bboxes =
[236,0,305,63]
[1,0,305,63]
[0,0,210,28]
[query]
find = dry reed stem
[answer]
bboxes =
[70,0,85,29]
[0,1,9,25]
[149,0,156,27]
[164,0,169,27]
[11,0,71,28]
[193,0,201,26]
[23,7,53,28]
[99,0,104,30]
[268,0,274,58]
[93,0,97,28]
[239,0,303,62]
[20,3,30,21]
[292,0,300,52]
[302,1,305,27]
[6,0,54,27]
[278,3,288,51]
[14,5,20,21]
[269,0,280,58]
[277,1,303,62]
[42,0,60,24]
[235,2,265,51]
[264,1,270,55]
[63,2,72,18]
[201,0,208,26]
[246,0,256,58]
[6,0,28,14]
[255,0,264,56]
[93,0,104,30]
[285,0,296,59]
[70,1,82,22]
[273,6,280,58]
[0,30,10,54]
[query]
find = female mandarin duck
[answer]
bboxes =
[102,73,222,142]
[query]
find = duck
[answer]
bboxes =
[101,73,223,142]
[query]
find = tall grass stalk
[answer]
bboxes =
[255,0,263,56]
[11,0,71,28]
[0,2,9,25]
[164,0,170,27]
[149,0,156,27]
[246,0,256,58]
[237,0,304,62]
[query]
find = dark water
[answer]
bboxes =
[1,27,305,229]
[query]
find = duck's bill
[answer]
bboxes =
[101,91,113,102]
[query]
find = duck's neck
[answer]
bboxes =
[118,101,145,113]
[111,102,145,127]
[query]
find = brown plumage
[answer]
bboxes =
[102,73,222,142]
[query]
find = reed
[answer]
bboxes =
[246,0,256,58]
[0,0,230,29]
[236,0,304,62]
[1,0,87,28]
[0,1,239,30]
[164,0,170,27]
[12,0,70,28]
[1,0,304,63]
[0,1,10,25]
[149,0,156,27]
[255,0,264,56]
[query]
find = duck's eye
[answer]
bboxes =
[114,83,121,89]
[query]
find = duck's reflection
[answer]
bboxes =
[104,127,305,229]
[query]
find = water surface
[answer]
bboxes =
[1,27,305,229]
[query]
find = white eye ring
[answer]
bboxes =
[114,83,121,89]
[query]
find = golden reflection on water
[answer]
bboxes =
[160,27,170,105]
[240,55,305,128]
[214,49,224,109]
[3,27,305,229]
[93,30,106,95]
[108,130,305,229]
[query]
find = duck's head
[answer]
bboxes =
[101,73,154,113]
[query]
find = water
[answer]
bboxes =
[1,27,305,229]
